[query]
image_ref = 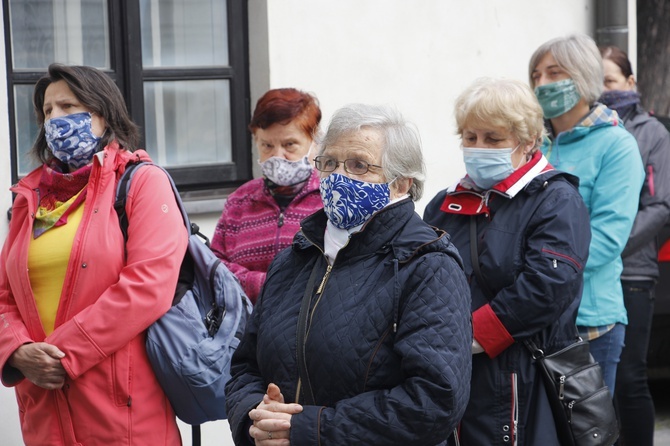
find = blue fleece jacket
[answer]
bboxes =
[542,104,644,327]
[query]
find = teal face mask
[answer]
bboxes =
[534,79,581,119]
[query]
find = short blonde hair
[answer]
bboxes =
[528,34,604,105]
[455,77,546,150]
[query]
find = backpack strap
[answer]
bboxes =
[114,161,195,242]
[114,162,150,243]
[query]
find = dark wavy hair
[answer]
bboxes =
[31,63,140,164]
[249,88,321,139]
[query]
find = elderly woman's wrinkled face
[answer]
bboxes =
[255,120,313,162]
[318,128,386,183]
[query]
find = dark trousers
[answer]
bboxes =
[615,279,656,446]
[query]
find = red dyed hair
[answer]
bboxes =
[249,88,321,139]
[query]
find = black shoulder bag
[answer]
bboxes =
[469,217,619,446]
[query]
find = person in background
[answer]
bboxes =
[211,88,323,304]
[0,64,187,445]
[424,78,590,445]
[529,34,645,393]
[600,45,670,446]
[225,104,472,445]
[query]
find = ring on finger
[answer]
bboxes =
[268,431,273,440]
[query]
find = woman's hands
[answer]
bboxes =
[248,383,303,445]
[8,342,66,389]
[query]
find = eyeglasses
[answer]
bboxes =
[313,156,382,175]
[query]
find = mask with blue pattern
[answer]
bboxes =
[320,173,391,229]
[44,112,101,169]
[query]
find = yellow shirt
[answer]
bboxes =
[27,203,85,335]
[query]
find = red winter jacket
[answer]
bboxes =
[0,143,187,445]
[211,170,322,303]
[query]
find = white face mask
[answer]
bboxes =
[462,145,522,190]
[259,155,313,186]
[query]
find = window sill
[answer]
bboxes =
[180,188,235,214]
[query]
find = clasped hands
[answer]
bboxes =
[248,383,303,445]
[8,342,67,389]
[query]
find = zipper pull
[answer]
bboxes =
[559,375,565,400]
[316,265,332,294]
[277,212,285,228]
[553,259,558,269]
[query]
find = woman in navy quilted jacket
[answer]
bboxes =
[423,78,591,445]
[225,104,472,445]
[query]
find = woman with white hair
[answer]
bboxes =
[225,104,472,445]
[424,77,591,445]
[529,34,645,394]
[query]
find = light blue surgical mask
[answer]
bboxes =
[44,112,101,169]
[534,79,581,119]
[319,173,391,229]
[462,145,521,190]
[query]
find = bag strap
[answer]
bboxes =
[114,161,194,242]
[295,258,324,405]
[192,425,201,446]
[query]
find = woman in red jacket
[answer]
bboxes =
[0,64,187,445]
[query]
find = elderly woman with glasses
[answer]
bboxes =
[225,104,472,446]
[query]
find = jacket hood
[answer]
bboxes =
[624,105,657,131]
[548,103,623,145]
[296,198,463,267]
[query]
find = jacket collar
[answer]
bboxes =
[12,141,147,193]
[441,151,553,216]
[296,198,454,264]
[251,169,321,203]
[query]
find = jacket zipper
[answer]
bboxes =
[294,260,332,403]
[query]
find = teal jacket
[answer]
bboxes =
[542,104,644,327]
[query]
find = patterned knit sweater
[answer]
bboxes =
[211,170,322,303]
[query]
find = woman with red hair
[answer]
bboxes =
[211,88,323,303]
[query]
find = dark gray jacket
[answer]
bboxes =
[621,106,670,280]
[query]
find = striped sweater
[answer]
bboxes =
[211,170,322,303]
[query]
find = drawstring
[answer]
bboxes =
[392,258,400,333]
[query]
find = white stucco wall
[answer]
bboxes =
[0,2,599,445]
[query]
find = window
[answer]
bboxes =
[3,0,250,192]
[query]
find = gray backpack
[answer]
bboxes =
[114,162,252,441]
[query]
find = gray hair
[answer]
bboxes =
[318,103,426,201]
[529,34,604,105]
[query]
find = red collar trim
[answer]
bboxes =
[439,151,553,216]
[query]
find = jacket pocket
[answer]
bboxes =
[111,344,132,407]
[542,247,582,273]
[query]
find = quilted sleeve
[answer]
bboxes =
[289,253,473,446]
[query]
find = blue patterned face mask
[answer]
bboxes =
[320,173,391,229]
[44,112,101,169]
[534,79,581,119]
